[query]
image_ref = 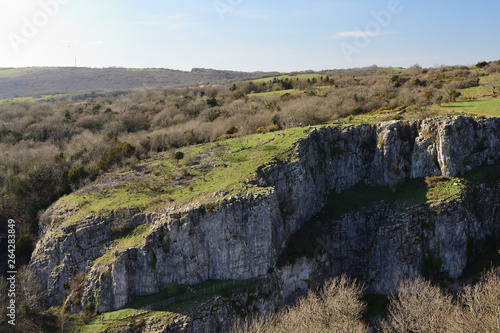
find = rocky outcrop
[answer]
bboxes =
[30,191,284,313]
[28,116,500,314]
[277,183,500,297]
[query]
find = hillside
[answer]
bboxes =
[26,116,500,331]
[2,61,500,331]
[0,67,280,99]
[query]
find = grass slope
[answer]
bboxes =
[250,73,323,84]
[441,98,500,117]
[55,126,316,228]
[0,67,58,79]
[80,279,257,332]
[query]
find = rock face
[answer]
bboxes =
[28,116,500,314]
[278,185,500,298]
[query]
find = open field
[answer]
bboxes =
[0,67,58,79]
[0,93,71,104]
[250,73,324,83]
[247,89,301,97]
[441,98,500,117]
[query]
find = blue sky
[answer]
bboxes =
[1,0,499,72]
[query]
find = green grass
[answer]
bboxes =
[441,98,500,117]
[250,73,324,84]
[81,309,179,333]
[463,159,500,187]
[458,85,491,98]
[326,176,464,220]
[93,224,150,266]
[54,126,315,229]
[247,89,301,97]
[0,67,57,79]
[0,93,70,104]
[81,279,257,332]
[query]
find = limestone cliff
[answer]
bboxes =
[28,116,500,314]
[277,183,500,300]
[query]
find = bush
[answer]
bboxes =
[206,108,221,122]
[226,126,238,135]
[67,166,87,185]
[381,269,500,332]
[380,277,455,332]
[83,302,96,322]
[97,149,119,171]
[233,276,369,333]
[174,151,184,160]
[206,97,219,107]
[455,268,500,332]
[476,61,489,68]
[256,124,280,134]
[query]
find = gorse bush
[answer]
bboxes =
[256,124,280,134]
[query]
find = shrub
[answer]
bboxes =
[174,151,184,160]
[455,268,500,332]
[97,149,119,171]
[206,97,219,107]
[206,108,221,122]
[256,124,280,134]
[476,61,489,68]
[121,112,150,133]
[354,106,364,114]
[83,302,96,322]
[226,126,238,135]
[232,276,368,333]
[67,166,87,185]
[380,277,455,332]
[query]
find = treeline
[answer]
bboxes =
[0,67,280,100]
[1,62,500,266]
[233,269,500,332]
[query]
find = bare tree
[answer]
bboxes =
[380,277,457,333]
[484,74,500,96]
[232,276,369,333]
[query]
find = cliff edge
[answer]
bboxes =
[28,115,500,313]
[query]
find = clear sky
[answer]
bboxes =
[0,0,499,72]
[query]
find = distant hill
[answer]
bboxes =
[0,67,281,99]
